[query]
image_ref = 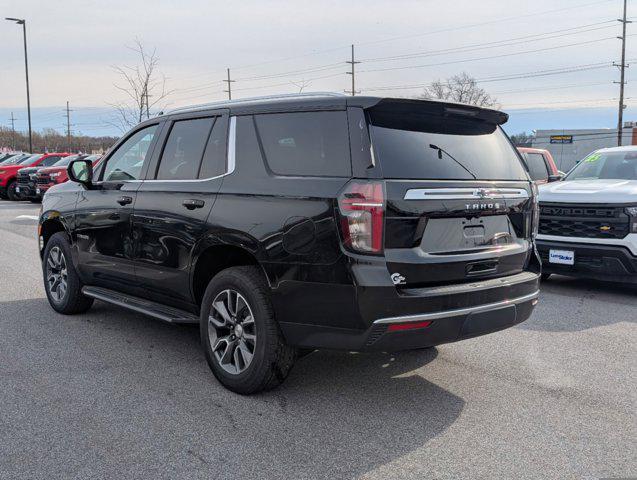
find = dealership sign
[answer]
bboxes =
[550,135,573,144]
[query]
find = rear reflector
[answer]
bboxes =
[386,320,432,332]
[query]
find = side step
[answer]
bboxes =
[81,286,199,324]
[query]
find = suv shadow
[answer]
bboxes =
[1,298,463,479]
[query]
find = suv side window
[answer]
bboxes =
[254,111,350,177]
[102,124,158,182]
[525,152,549,181]
[198,116,228,179]
[156,117,214,180]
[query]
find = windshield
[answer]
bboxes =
[1,154,30,165]
[368,112,528,181]
[567,150,637,181]
[19,154,43,165]
[52,155,80,167]
[0,155,17,165]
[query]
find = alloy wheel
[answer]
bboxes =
[208,289,257,375]
[46,246,68,302]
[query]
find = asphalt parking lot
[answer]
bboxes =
[0,200,634,480]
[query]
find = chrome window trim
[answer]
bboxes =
[130,115,236,184]
[373,290,539,325]
[404,187,529,200]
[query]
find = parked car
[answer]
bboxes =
[39,94,540,393]
[0,152,31,166]
[537,145,637,283]
[517,147,561,184]
[35,154,101,199]
[0,152,18,163]
[15,153,71,201]
[0,154,45,199]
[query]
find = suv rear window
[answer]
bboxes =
[369,111,527,181]
[255,111,350,177]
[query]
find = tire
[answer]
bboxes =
[42,232,94,314]
[200,266,297,394]
[6,180,19,201]
[541,273,552,281]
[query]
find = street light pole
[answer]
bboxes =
[6,17,33,153]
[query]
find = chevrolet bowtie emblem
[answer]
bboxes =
[600,225,612,232]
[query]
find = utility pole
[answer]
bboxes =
[345,44,360,96]
[65,101,72,152]
[616,0,631,146]
[145,88,151,119]
[5,18,32,153]
[9,112,16,150]
[223,68,235,100]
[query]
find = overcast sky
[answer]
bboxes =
[0,0,634,137]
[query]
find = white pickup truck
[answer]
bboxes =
[536,146,637,283]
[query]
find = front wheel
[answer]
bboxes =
[6,180,19,201]
[43,232,94,314]
[200,266,297,394]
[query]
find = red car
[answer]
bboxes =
[35,154,102,197]
[0,152,69,200]
[517,147,561,184]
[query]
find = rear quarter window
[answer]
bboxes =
[254,111,351,177]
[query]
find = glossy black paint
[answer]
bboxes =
[39,95,540,351]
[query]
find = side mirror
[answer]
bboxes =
[547,174,563,182]
[67,159,93,187]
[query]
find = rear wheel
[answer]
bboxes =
[6,180,19,201]
[43,232,94,314]
[200,266,296,394]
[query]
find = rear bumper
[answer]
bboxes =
[277,270,540,351]
[537,239,637,283]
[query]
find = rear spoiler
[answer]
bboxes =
[363,98,508,125]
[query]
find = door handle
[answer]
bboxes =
[182,199,205,210]
[117,195,133,206]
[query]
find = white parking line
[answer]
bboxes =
[14,215,39,221]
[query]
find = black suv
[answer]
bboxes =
[39,94,540,393]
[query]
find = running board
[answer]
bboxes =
[81,286,199,324]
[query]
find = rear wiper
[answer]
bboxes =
[429,144,477,180]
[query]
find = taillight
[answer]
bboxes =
[337,180,385,254]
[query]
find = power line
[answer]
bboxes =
[358,35,623,74]
[361,20,619,64]
[361,61,617,92]
[356,0,615,48]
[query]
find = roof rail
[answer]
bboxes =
[163,92,346,115]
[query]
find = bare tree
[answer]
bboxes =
[419,72,498,108]
[108,39,172,133]
[509,131,533,146]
